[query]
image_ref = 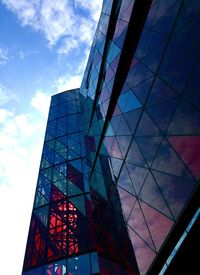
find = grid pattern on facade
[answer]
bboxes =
[23,0,200,274]
[81,0,200,274]
[23,90,99,274]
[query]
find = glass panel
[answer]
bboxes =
[152,138,193,178]
[153,170,196,218]
[147,77,178,105]
[135,111,161,136]
[118,186,136,221]
[126,164,148,195]
[139,172,172,218]
[128,226,156,275]
[67,254,91,275]
[118,90,141,113]
[124,109,141,133]
[126,139,148,167]
[168,136,200,179]
[128,200,155,250]
[117,164,135,195]
[167,99,200,135]
[147,98,179,132]
[140,201,174,251]
[132,77,153,104]
[116,135,132,158]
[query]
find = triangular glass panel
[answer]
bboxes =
[168,136,200,179]
[113,102,122,116]
[67,162,84,191]
[52,167,66,182]
[139,172,172,218]
[110,138,122,159]
[118,186,136,221]
[160,46,198,94]
[51,184,66,202]
[40,157,51,169]
[68,180,83,196]
[128,201,155,250]
[69,195,86,217]
[124,109,142,133]
[147,98,179,132]
[147,77,178,105]
[69,133,80,145]
[57,136,68,147]
[117,164,135,195]
[116,135,132,158]
[37,183,51,200]
[54,152,65,164]
[107,41,121,64]
[68,149,80,161]
[40,167,52,181]
[131,77,153,105]
[106,123,115,136]
[34,190,49,208]
[141,42,166,73]
[135,111,161,136]
[119,0,134,22]
[118,90,141,113]
[37,173,51,187]
[54,163,67,176]
[126,62,153,88]
[153,2,180,35]
[90,172,107,201]
[110,157,123,178]
[54,178,67,196]
[116,115,132,135]
[69,159,82,173]
[153,170,197,218]
[115,25,127,48]
[140,200,174,251]
[184,59,200,96]
[151,0,178,26]
[167,99,200,135]
[111,115,123,134]
[127,226,156,275]
[34,205,49,227]
[183,90,200,112]
[126,139,148,167]
[135,136,162,166]
[126,163,148,194]
[136,29,166,60]
[152,138,193,178]
[113,18,127,42]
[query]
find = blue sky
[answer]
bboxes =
[0,0,102,273]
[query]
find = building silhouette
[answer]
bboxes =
[23,0,200,274]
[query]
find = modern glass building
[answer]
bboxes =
[23,0,200,274]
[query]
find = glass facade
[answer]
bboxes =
[23,0,200,274]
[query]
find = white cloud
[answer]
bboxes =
[75,0,102,21]
[0,83,48,274]
[57,37,79,55]
[0,84,18,105]
[31,90,51,116]
[2,0,102,52]
[0,108,13,123]
[53,74,82,93]
[0,105,46,274]
[0,47,9,65]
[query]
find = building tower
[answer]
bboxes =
[23,0,200,274]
